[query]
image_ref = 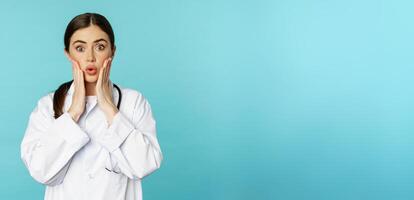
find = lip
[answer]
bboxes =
[85,65,97,75]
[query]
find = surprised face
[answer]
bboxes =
[66,25,115,83]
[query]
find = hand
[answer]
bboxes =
[65,53,86,122]
[96,57,118,125]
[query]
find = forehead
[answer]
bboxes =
[70,25,110,43]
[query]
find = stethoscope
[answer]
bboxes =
[114,84,122,109]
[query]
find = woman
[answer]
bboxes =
[20,13,163,200]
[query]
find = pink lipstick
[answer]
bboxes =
[85,65,97,76]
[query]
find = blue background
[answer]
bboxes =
[1,0,414,199]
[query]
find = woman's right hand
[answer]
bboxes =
[65,54,85,122]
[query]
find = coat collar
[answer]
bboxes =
[64,80,120,112]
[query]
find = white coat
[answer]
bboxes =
[20,81,163,200]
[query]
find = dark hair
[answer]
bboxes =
[53,13,115,119]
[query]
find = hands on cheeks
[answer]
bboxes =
[96,57,119,125]
[65,52,86,122]
[65,52,118,125]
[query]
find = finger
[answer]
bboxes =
[97,61,105,89]
[103,57,110,69]
[73,60,82,72]
[69,58,82,81]
[75,66,82,87]
[72,63,76,83]
[103,58,111,84]
[104,60,110,84]
[78,65,84,82]
[106,59,112,81]
[71,60,79,83]
[74,63,84,88]
[97,58,111,96]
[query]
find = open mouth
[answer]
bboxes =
[86,66,97,75]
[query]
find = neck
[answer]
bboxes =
[85,82,96,96]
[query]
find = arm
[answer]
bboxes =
[20,96,90,186]
[97,93,163,180]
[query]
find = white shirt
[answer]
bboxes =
[20,81,163,200]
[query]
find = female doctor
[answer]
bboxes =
[20,13,163,200]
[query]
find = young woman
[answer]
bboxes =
[20,13,163,200]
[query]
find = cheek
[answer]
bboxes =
[96,53,112,66]
[95,58,105,68]
[68,54,85,69]
[69,51,84,61]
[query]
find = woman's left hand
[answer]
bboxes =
[96,57,118,125]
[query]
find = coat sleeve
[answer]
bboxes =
[20,95,90,186]
[96,92,163,180]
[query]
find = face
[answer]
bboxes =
[65,25,115,83]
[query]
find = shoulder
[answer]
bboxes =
[117,86,152,108]
[41,92,55,102]
[29,92,55,119]
[119,87,144,100]
[116,86,155,122]
[36,92,54,110]
[120,87,147,101]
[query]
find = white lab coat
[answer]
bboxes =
[20,81,163,200]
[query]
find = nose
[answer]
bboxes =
[86,48,96,62]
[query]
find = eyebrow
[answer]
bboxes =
[72,38,108,45]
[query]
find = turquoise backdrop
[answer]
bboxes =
[1,0,414,199]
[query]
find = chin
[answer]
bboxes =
[84,77,98,83]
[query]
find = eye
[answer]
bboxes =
[75,46,85,52]
[96,44,106,51]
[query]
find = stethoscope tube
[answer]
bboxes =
[113,84,122,109]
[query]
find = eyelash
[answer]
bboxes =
[75,46,85,52]
[74,44,106,52]
[96,44,106,51]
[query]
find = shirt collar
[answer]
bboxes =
[65,79,120,108]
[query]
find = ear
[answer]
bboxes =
[64,49,71,61]
[111,45,116,58]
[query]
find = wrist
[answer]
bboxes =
[105,106,119,126]
[68,110,81,122]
